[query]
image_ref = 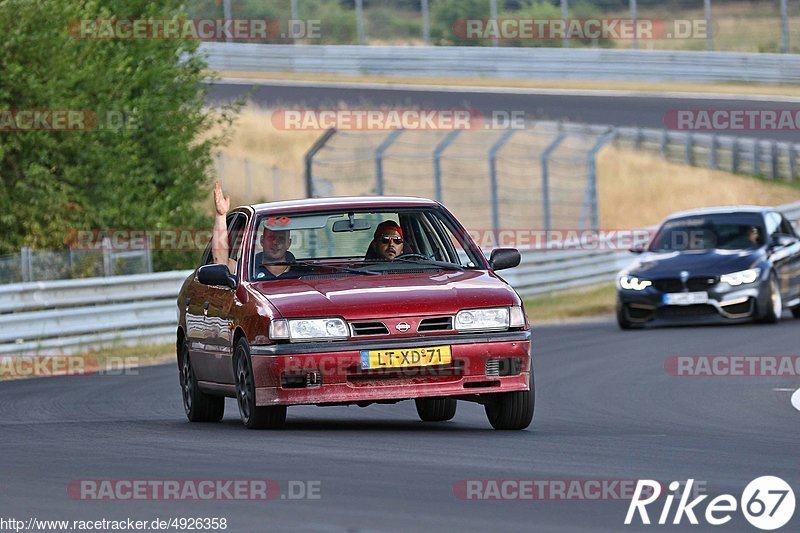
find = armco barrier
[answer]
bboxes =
[1,202,798,354]
[200,42,800,84]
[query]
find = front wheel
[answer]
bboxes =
[181,341,224,422]
[415,398,457,422]
[234,339,286,429]
[484,375,535,430]
[756,273,782,324]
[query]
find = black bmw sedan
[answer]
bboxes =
[617,206,800,329]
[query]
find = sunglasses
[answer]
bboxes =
[379,236,403,245]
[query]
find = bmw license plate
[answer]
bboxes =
[360,346,452,370]
[663,292,709,305]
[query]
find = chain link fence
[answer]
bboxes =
[304,123,616,235]
[0,245,152,285]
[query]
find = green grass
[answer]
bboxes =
[522,283,617,322]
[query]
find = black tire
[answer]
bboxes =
[617,307,634,330]
[484,374,535,430]
[181,340,224,422]
[415,397,457,422]
[234,338,286,429]
[792,306,800,319]
[756,273,782,324]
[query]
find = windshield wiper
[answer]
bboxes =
[264,260,380,276]
[360,258,465,270]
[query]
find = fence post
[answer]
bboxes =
[630,0,638,50]
[20,247,32,282]
[432,130,461,203]
[770,141,779,180]
[355,0,366,44]
[660,129,668,159]
[781,0,790,54]
[488,130,516,238]
[145,235,153,273]
[789,144,797,180]
[304,127,337,198]
[375,129,403,196]
[684,133,694,166]
[732,138,739,173]
[634,126,642,150]
[584,129,617,230]
[244,158,252,200]
[704,0,713,51]
[102,237,113,277]
[709,134,718,170]
[272,165,281,200]
[421,0,430,45]
[752,139,760,175]
[561,0,569,48]
[540,132,568,232]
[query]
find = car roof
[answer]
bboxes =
[244,196,440,215]
[665,205,772,219]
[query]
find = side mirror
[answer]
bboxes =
[197,264,237,289]
[489,248,521,271]
[629,245,647,254]
[771,234,797,248]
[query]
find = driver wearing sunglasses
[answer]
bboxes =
[372,220,405,260]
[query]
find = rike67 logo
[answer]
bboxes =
[625,477,795,530]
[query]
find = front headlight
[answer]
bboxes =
[618,275,653,291]
[455,307,510,332]
[720,268,761,287]
[269,318,348,342]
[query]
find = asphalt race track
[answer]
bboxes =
[206,81,800,143]
[2,319,797,532]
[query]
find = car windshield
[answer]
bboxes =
[649,213,766,252]
[248,207,483,281]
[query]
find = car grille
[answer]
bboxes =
[417,316,453,332]
[350,322,389,336]
[658,305,718,318]
[653,277,717,292]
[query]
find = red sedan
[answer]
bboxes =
[176,196,533,430]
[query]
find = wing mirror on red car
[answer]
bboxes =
[489,248,521,271]
[197,264,237,289]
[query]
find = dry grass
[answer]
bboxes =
[208,106,321,209]
[522,283,617,322]
[210,70,800,99]
[596,146,800,228]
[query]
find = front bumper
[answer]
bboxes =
[249,331,531,406]
[617,279,770,327]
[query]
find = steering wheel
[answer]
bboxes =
[396,253,429,260]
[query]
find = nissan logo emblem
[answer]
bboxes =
[396,322,411,332]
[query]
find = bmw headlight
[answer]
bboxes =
[720,268,761,287]
[455,307,512,332]
[269,318,348,342]
[618,275,653,291]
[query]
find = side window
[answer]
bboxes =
[228,214,247,264]
[779,215,797,237]
[203,214,244,266]
[765,212,782,238]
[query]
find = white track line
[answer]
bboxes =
[213,77,800,103]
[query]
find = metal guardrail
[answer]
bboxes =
[1,200,799,354]
[200,43,800,84]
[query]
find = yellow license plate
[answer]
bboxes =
[360,345,452,370]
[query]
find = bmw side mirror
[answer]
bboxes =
[489,248,521,271]
[197,264,237,289]
[629,245,646,254]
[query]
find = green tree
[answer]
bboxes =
[0,0,236,271]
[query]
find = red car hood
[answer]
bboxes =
[252,270,518,320]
